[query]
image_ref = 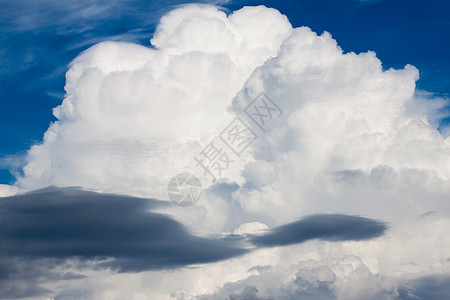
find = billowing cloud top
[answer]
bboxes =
[17,5,293,198]
[17,5,450,204]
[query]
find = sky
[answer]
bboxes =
[0,0,450,299]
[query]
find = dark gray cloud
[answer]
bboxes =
[0,257,84,299]
[399,274,450,300]
[251,214,388,247]
[0,187,247,268]
[0,187,388,298]
[0,187,247,298]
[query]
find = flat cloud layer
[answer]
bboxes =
[0,187,386,298]
[0,187,247,298]
[251,214,387,247]
[5,3,450,299]
[0,187,246,263]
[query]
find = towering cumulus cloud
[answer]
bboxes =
[231,26,450,221]
[18,5,292,198]
[10,4,450,299]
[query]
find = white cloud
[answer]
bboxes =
[198,254,399,300]
[233,221,269,235]
[0,184,19,197]
[230,26,450,222]
[12,4,450,299]
[17,5,292,201]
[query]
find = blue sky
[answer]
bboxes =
[0,0,449,184]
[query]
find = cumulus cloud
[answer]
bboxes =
[230,25,450,222]
[199,256,398,300]
[8,3,450,299]
[17,5,292,200]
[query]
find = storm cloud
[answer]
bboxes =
[0,187,247,269]
[251,214,388,247]
[399,274,450,300]
[0,187,389,298]
[0,187,247,298]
